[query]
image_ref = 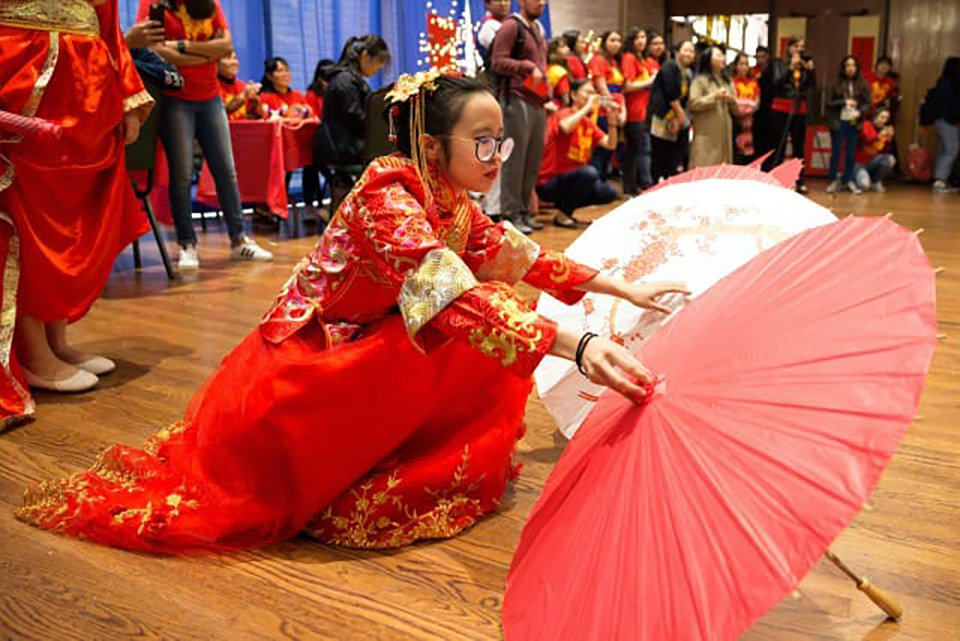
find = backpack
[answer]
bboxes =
[483,15,536,101]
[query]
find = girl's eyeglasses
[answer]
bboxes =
[440,135,515,163]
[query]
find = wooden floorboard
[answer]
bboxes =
[1,181,957,640]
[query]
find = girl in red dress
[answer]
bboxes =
[0,0,153,418]
[18,72,686,554]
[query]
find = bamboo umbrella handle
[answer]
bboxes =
[857,578,903,620]
[824,550,903,620]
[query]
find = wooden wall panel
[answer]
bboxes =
[888,0,960,162]
[548,0,666,39]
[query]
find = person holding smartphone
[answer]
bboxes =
[136,0,273,271]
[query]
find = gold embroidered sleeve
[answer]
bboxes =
[429,282,558,378]
[398,248,478,340]
[473,221,542,284]
[523,250,599,305]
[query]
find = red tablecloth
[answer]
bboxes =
[136,119,318,225]
[196,119,318,218]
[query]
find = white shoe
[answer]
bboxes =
[826,180,841,194]
[846,181,862,194]
[933,180,959,193]
[178,245,199,271]
[65,355,116,376]
[231,237,274,262]
[873,181,886,193]
[22,367,98,393]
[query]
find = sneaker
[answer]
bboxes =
[846,181,863,195]
[825,180,841,194]
[873,181,886,193]
[933,180,959,194]
[178,245,199,271]
[795,183,809,194]
[231,237,274,262]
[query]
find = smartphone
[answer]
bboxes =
[148,3,165,28]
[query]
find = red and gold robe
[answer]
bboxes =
[0,0,152,426]
[17,156,598,553]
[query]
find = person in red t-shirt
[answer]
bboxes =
[562,30,590,81]
[137,0,272,270]
[217,51,263,120]
[259,57,314,120]
[731,52,761,164]
[621,27,658,194]
[538,80,619,228]
[854,107,896,192]
[864,56,900,120]
[588,30,628,180]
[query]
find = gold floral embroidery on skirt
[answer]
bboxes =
[305,446,487,549]
[0,0,99,37]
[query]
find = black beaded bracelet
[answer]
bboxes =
[576,332,598,376]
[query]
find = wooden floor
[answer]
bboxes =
[1,181,958,640]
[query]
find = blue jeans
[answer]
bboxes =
[934,118,959,182]
[829,122,860,182]
[590,116,613,181]
[855,154,896,190]
[536,165,618,217]
[160,95,246,247]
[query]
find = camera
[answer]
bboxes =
[800,51,813,63]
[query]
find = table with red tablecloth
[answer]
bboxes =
[141,119,318,225]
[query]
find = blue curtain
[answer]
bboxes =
[118,0,550,90]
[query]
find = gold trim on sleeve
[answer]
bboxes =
[475,221,541,284]
[0,213,35,427]
[398,248,477,339]
[123,89,155,120]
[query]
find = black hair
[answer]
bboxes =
[309,59,336,95]
[178,0,215,20]
[548,37,569,67]
[340,35,391,71]
[731,51,751,76]
[943,57,960,87]
[837,54,863,82]
[260,57,289,94]
[388,75,494,159]
[570,79,591,94]
[599,30,623,65]
[562,29,581,53]
[876,55,893,68]
[645,29,666,62]
[755,45,770,55]
[698,46,729,81]
[623,27,647,57]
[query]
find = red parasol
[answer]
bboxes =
[504,216,938,640]
[0,110,63,142]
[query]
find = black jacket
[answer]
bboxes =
[313,64,370,167]
[647,59,690,123]
[931,58,960,124]
[825,78,872,131]
[771,59,816,105]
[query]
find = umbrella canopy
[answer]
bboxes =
[535,165,836,438]
[504,216,937,640]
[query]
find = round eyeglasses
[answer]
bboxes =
[440,135,515,163]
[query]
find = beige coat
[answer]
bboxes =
[688,74,740,168]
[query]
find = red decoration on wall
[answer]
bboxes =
[426,12,459,71]
[850,36,876,74]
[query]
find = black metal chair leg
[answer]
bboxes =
[141,195,176,280]
[132,239,142,269]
